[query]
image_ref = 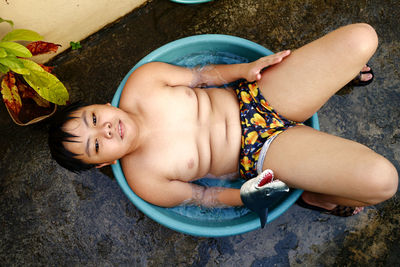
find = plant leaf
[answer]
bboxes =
[0,41,32,57]
[0,18,14,27]
[22,71,69,105]
[0,48,7,58]
[1,72,22,115]
[19,58,44,72]
[26,41,61,56]
[0,63,9,74]
[70,41,82,50]
[0,56,30,75]
[2,29,43,42]
[38,64,54,73]
[17,78,50,108]
[20,59,69,105]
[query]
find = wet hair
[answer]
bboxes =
[48,102,95,172]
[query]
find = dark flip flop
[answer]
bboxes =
[296,197,363,217]
[347,64,374,87]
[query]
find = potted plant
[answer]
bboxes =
[0,17,69,126]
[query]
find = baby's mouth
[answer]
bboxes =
[118,120,124,139]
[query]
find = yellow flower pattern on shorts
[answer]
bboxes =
[250,113,266,127]
[245,131,258,145]
[240,91,252,104]
[235,80,303,180]
[240,156,254,171]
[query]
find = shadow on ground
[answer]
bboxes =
[1,0,399,265]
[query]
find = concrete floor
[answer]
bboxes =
[1,0,399,265]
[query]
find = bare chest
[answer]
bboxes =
[125,86,241,181]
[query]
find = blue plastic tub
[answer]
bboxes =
[111,34,320,237]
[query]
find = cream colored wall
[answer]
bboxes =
[0,0,147,63]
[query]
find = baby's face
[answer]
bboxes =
[62,104,137,167]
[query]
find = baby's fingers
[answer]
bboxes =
[257,50,290,68]
[270,50,291,63]
[275,50,291,58]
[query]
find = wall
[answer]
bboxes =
[0,0,147,63]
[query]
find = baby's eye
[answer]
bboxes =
[95,139,99,153]
[92,113,97,125]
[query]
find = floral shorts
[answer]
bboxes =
[235,80,303,180]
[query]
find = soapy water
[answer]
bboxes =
[166,51,252,221]
[173,50,249,68]
[168,177,252,221]
[174,50,249,89]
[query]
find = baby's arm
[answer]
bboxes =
[183,183,242,208]
[127,50,291,90]
[190,50,291,87]
[133,176,242,208]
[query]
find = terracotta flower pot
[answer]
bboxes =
[4,100,57,126]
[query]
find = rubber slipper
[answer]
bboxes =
[347,64,374,87]
[296,197,363,217]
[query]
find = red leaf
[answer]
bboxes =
[1,72,22,115]
[38,64,54,73]
[26,41,61,56]
[4,72,15,88]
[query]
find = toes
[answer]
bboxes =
[361,65,371,72]
[349,65,374,86]
[353,206,365,215]
[360,73,373,81]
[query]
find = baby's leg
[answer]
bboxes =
[259,23,378,122]
[263,126,398,207]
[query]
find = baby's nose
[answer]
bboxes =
[104,123,112,138]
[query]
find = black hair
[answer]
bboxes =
[48,102,95,172]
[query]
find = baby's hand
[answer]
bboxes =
[245,50,291,81]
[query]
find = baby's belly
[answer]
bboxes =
[196,87,242,177]
[208,118,241,176]
[177,126,240,181]
[159,87,242,181]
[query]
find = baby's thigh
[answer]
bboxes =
[259,23,378,122]
[261,126,397,203]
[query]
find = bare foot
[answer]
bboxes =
[359,65,373,82]
[348,64,374,86]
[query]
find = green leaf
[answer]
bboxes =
[20,58,45,72]
[70,41,82,50]
[22,71,69,105]
[0,48,7,58]
[0,18,14,27]
[20,60,68,104]
[0,41,32,57]
[2,29,43,42]
[0,63,9,74]
[0,55,23,69]
[0,56,30,75]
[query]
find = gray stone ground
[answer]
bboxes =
[1,0,399,265]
